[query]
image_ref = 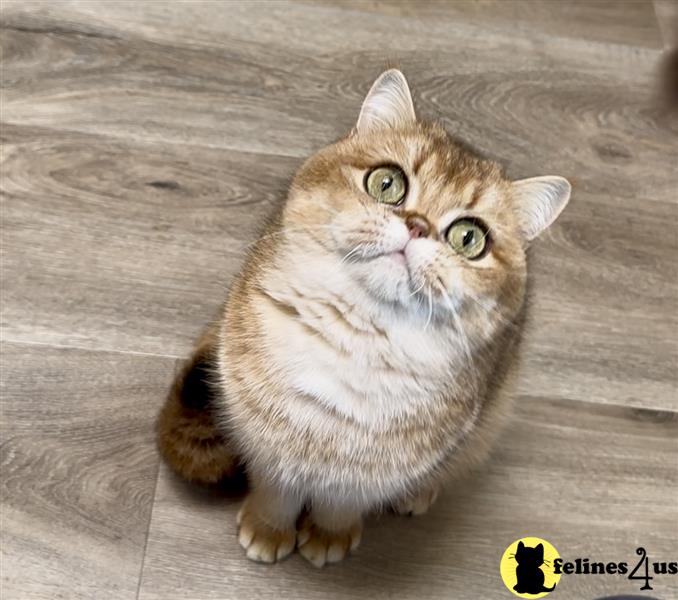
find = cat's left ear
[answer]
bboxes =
[511,176,571,241]
[355,69,416,134]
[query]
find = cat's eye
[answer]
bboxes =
[446,218,490,260]
[365,166,407,205]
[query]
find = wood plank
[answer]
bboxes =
[654,0,678,48]
[0,342,174,600]
[3,115,676,412]
[1,0,665,57]
[517,192,678,412]
[0,3,676,600]
[137,397,678,600]
[304,0,665,49]
[1,123,300,356]
[2,3,674,197]
[1,2,671,161]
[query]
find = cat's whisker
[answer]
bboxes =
[408,280,426,298]
[340,244,364,265]
[423,285,434,331]
[435,281,473,362]
[451,309,473,363]
[436,282,456,314]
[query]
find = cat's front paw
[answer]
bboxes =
[297,514,362,568]
[237,501,296,564]
[392,487,439,516]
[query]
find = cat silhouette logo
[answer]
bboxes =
[500,537,562,598]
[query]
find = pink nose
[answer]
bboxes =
[405,214,431,239]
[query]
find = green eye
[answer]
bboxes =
[446,218,490,259]
[365,166,407,205]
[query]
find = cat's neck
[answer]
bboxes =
[260,241,479,370]
[252,240,495,426]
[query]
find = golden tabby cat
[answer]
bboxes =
[157,69,570,567]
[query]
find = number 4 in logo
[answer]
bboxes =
[629,547,654,591]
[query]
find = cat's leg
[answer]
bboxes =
[237,475,302,563]
[156,323,239,484]
[392,484,440,516]
[297,501,363,567]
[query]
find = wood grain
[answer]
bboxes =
[306,0,666,49]
[2,8,676,409]
[1,123,299,356]
[1,2,676,600]
[654,0,678,47]
[138,397,678,600]
[0,342,174,600]
[2,1,674,160]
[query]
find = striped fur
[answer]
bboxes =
[157,70,569,566]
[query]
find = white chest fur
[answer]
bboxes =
[258,251,463,427]
[250,251,480,506]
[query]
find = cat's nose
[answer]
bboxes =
[404,214,431,239]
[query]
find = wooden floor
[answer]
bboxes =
[2,2,677,599]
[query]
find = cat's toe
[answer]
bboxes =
[393,487,439,516]
[297,514,362,568]
[237,503,296,563]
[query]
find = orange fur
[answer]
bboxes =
[156,325,240,485]
[156,70,570,566]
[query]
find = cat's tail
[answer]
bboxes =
[156,324,243,486]
[543,584,557,592]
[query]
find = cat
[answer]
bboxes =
[156,69,571,567]
[514,541,557,594]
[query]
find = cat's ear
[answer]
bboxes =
[536,543,544,556]
[355,69,416,134]
[511,176,571,240]
[518,541,525,550]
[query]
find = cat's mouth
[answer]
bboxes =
[376,249,415,286]
[379,244,444,300]
[386,250,407,266]
[348,243,439,305]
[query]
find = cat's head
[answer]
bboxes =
[515,541,545,566]
[284,70,569,333]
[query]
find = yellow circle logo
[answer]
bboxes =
[500,537,561,598]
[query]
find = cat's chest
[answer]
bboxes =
[257,289,463,426]
[250,288,482,504]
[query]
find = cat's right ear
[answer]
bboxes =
[355,69,416,134]
[517,541,525,550]
[511,176,571,241]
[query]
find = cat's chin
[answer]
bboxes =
[350,253,416,305]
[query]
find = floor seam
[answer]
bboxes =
[3,340,675,415]
[134,458,162,600]
[515,393,678,416]
[2,338,185,360]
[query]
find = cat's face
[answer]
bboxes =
[515,541,545,566]
[284,70,569,334]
